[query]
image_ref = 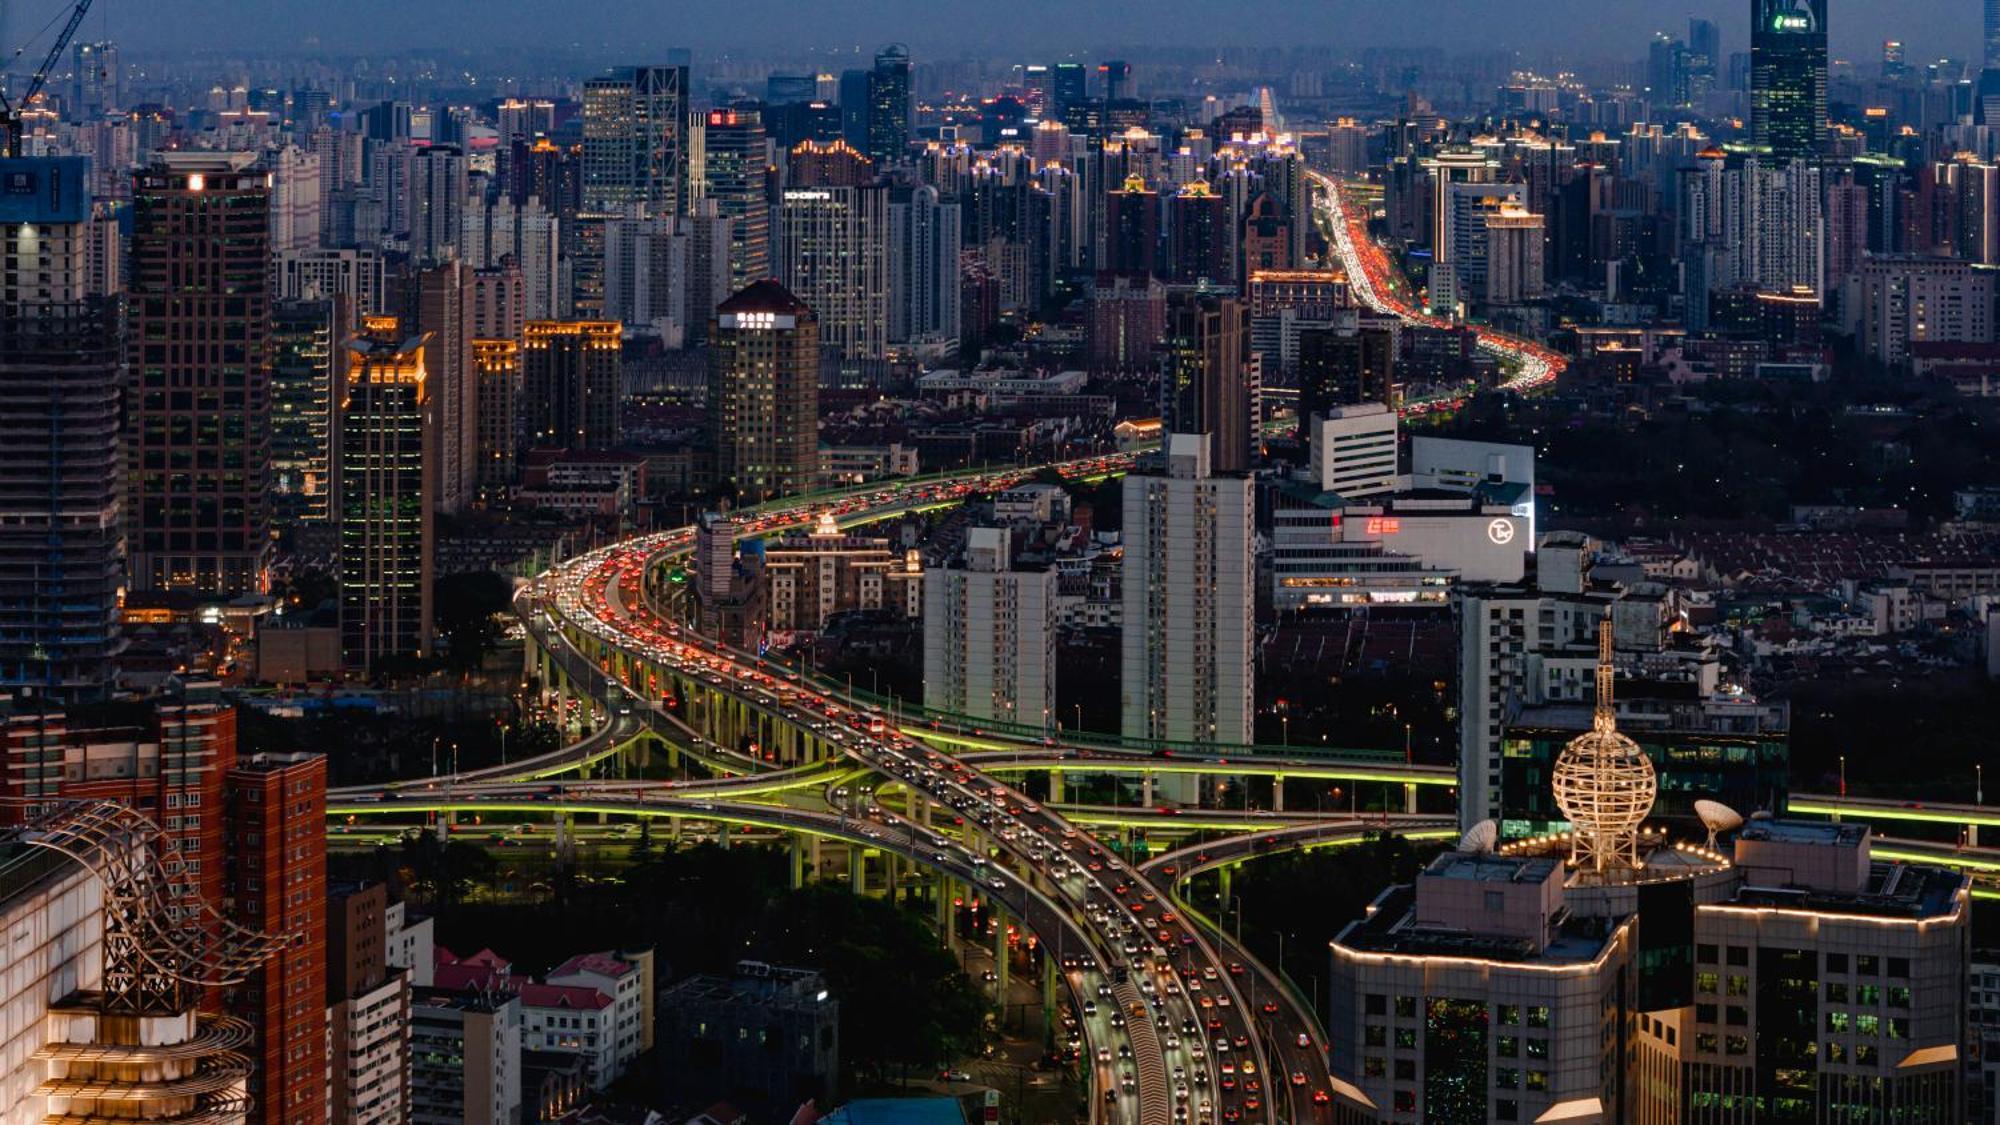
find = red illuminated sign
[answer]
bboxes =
[1365,517,1401,535]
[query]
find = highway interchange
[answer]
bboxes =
[326,176,1576,1124]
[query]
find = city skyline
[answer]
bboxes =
[26,0,1982,64]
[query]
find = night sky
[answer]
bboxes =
[27,0,1984,63]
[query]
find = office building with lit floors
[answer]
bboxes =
[1120,433,1254,748]
[923,527,1056,732]
[708,280,820,502]
[336,329,435,675]
[0,840,103,1124]
[1330,637,1968,1124]
[0,155,124,699]
[1751,0,1827,161]
[128,152,273,597]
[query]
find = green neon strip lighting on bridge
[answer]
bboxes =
[1787,800,2000,829]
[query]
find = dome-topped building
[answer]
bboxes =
[1550,617,1658,881]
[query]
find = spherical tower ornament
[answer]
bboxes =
[1550,617,1657,880]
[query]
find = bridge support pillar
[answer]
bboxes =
[1042,953,1059,1033]
[850,845,867,894]
[1048,770,1065,805]
[936,875,955,940]
[1141,772,1154,807]
[1405,783,1417,815]
[790,837,807,888]
[1271,776,1285,812]
[1217,864,1233,912]
[993,916,1010,997]
[809,835,822,876]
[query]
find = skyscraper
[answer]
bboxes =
[1750,0,1827,160]
[1051,62,1088,121]
[777,140,888,362]
[128,152,273,596]
[708,280,820,503]
[410,261,478,515]
[888,182,962,346]
[70,40,120,117]
[865,45,911,164]
[474,338,521,496]
[581,65,690,216]
[409,144,467,265]
[1298,323,1397,448]
[0,155,123,698]
[270,299,336,523]
[226,750,330,1124]
[1988,0,2000,71]
[337,325,435,674]
[1121,434,1254,748]
[702,106,772,293]
[1159,293,1252,474]
[923,527,1056,731]
[1101,173,1159,277]
[522,320,622,451]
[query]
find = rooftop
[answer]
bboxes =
[1424,853,1559,884]
[717,278,810,315]
[1737,820,1867,848]
[1336,885,1623,965]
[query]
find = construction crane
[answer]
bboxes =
[0,0,97,158]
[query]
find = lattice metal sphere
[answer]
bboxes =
[1551,726,1657,837]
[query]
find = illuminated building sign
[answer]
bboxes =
[719,311,797,331]
[1365,517,1402,535]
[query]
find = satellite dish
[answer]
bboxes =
[1458,820,1499,854]
[1748,809,1774,820]
[1694,800,1744,849]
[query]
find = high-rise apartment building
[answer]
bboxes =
[865,45,912,164]
[337,326,435,674]
[327,882,412,1125]
[226,750,329,1125]
[1101,173,1159,277]
[1159,292,1252,474]
[277,247,384,326]
[265,144,322,255]
[888,182,962,347]
[1840,255,1997,367]
[408,261,477,514]
[0,155,123,699]
[473,338,520,495]
[1751,0,1827,160]
[1298,323,1398,440]
[923,527,1056,731]
[409,145,467,265]
[1309,402,1400,499]
[708,280,819,503]
[1120,434,1255,747]
[777,141,888,362]
[1484,201,1546,304]
[582,65,689,216]
[703,106,772,293]
[411,988,525,1123]
[128,152,273,597]
[1167,179,1230,283]
[522,320,622,452]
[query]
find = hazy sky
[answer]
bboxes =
[28,0,1986,64]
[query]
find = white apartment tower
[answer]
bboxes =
[923,527,1057,731]
[1121,433,1255,747]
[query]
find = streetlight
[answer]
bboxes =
[1281,716,1289,746]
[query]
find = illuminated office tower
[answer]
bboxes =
[866,45,911,164]
[708,280,819,503]
[521,320,622,452]
[337,325,434,674]
[128,152,272,596]
[582,65,689,216]
[0,155,123,698]
[777,140,887,362]
[703,106,772,292]
[1121,434,1254,748]
[1751,0,1827,160]
[270,299,336,523]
